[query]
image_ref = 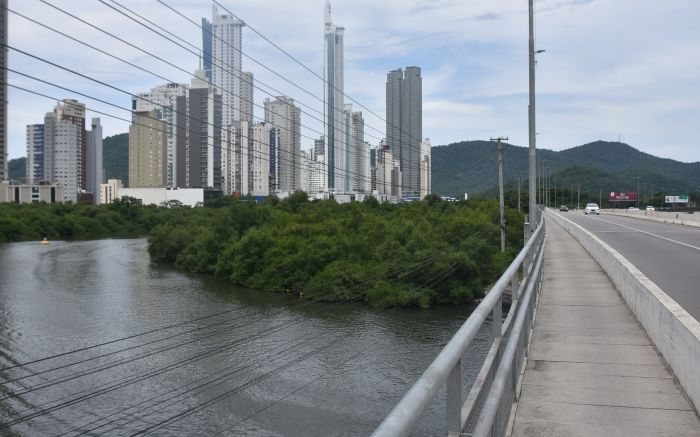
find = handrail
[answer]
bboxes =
[473,232,545,435]
[372,218,545,437]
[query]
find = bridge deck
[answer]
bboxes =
[511,218,700,436]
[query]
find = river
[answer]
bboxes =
[0,239,491,436]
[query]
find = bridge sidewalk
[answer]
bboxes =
[510,218,700,437]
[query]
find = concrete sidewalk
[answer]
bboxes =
[511,218,700,436]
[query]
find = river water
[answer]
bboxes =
[0,239,491,436]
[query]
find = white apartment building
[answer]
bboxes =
[212,5,244,125]
[323,1,346,192]
[420,138,432,199]
[264,97,301,193]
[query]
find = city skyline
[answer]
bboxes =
[4,0,700,164]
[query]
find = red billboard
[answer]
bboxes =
[608,192,637,202]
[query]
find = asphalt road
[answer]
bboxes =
[558,211,700,322]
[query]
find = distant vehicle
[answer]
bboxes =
[646,206,655,211]
[559,205,568,212]
[584,203,600,215]
[628,207,639,211]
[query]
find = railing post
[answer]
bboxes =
[511,272,519,301]
[447,358,462,433]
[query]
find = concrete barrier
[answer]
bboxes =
[546,209,700,413]
[601,209,700,228]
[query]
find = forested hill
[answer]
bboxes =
[432,140,700,197]
[103,133,129,185]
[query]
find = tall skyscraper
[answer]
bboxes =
[26,124,45,184]
[386,67,422,198]
[211,5,244,126]
[86,118,103,203]
[0,0,7,181]
[323,1,345,192]
[44,111,81,202]
[264,96,301,193]
[129,111,167,188]
[202,17,213,83]
[132,83,187,187]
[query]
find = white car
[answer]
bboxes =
[628,207,639,211]
[584,203,600,215]
[646,206,655,211]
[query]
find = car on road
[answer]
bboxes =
[646,206,655,211]
[584,203,600,215]
[628,207,639,211]
[559,205,568,212]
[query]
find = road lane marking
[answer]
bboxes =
[592,216,700,252]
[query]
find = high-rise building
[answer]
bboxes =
[308,155,325,194]
[0,0,7,181]
[264,96,301,193]
[86,118,103,203]
[202,17,213,83]
[376,141,401,198]
[132,83,187,187]
[240,71,254,123]
[386,67,422,198]
[349,110,368,193]
[221,121,279,196]
[129,111,167,188]
[44,111,81,202]
[314,137,325,158]
[323,0,345,192]
[299,150,311,193]
[26,124,45,184]
[211,5,244,126]
[55,99,86,193]
[420,138,432,199]
[177,69,222,189]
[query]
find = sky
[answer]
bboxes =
[6,0,700,163]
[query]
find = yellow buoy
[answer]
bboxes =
[41,237,50,245]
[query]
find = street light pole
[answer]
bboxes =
[528,0,537,233]
[492,137,509,253]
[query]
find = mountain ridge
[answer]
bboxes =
[432,140,700,197]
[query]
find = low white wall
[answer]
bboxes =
[119,188,204,207]
[601,209,700,228]
[547,210,700,412]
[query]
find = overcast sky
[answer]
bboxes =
[6,0,700,163]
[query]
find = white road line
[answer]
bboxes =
[592,216,700,252]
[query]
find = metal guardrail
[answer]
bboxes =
[373,216,546,437]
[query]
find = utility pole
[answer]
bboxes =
[528,0,537,233]
[492,137,509,253]
[637,176,640,208]
[599,190,602,208]
[517,177,521,212]
[554,178,557,207]
[577,184,581,210]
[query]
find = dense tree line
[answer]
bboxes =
[0,197,167,242]
[148,193,525,308]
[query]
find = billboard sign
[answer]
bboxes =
[609,192,637,202]
[665,195,689,204]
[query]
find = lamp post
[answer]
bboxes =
[527,0,542,233]
[637,177,640,208]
